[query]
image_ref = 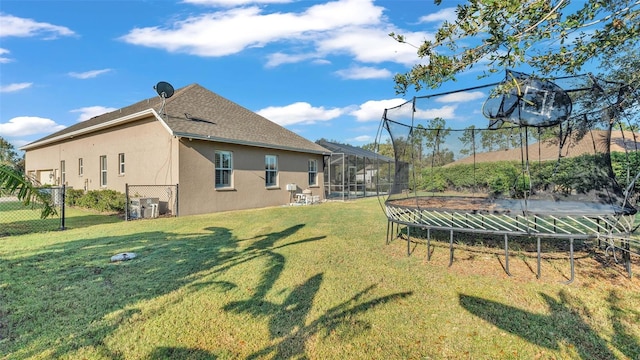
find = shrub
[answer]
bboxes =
[72,189,126,213]
[65,189,84,206]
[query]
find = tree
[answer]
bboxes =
[0,137,20,168]
[423,117,451,166]
[391,0,640,94]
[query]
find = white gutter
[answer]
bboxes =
[21,108,170,150]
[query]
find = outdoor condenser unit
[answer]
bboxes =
[129,197,160,219]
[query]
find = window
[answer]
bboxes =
[100,155,107,187]
[78,158,83,176]
[308,159,317,186]
[118,153,125,175]
[60,161,66,185]
[215,151,232,188]
[265,155,278,187]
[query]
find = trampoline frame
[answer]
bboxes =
[384,198,636,284]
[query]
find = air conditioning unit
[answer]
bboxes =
[286,183,297,191]
[129,197,160,219]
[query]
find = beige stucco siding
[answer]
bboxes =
[177,139,324,215]
[24,117,178,192]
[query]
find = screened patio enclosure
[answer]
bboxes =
[317,140,394,201]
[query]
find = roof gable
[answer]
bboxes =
[23,83,329,155]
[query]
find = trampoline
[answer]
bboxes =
[376,70,640,283]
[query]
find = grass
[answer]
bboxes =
[1,197,639,359]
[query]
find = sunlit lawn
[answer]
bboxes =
[1,198,639,359]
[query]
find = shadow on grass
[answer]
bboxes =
[146,346,217,359]
[2,222,414,359]
[0,227,239,359]
[224,226,414,359]
[459,291,639,359]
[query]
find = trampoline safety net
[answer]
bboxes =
[377,70,640,280]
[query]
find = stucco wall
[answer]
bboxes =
[24,117,178,192]
[177,139,324,215]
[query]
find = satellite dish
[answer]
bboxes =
[154,81,174,99]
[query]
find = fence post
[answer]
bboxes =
[60,184,66,230]
[175,183,179,217]
[125,183,129,221]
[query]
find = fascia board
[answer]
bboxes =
[174,132,329,156]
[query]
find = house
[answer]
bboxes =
[21,83,330,216]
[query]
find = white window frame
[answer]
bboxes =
[265,155,278,187]
[100,155,107,187]
[78,158,83,176]
[118,153,125,175]
[308,159,318,186]
[215,150,233,188]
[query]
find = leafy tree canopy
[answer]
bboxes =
[391,0,640,94]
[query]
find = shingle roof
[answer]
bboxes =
[317,139,394,162]
[24,83,329,155]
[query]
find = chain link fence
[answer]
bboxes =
[0,186,65,237]
[125,184,178,221]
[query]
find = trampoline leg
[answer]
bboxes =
[563,238,575,285]
[504,234,511,277]
[386,220,390,245]
[427,228,432,261]
[448,230,454,267]
[536,237,541,280]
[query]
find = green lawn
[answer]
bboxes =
[1,198,639,359]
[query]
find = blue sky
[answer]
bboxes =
[1,0,523,151]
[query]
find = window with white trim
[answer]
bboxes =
[78,158,83,176]
[118,153,125,175]
[215,150,233,188]
[265,155,278,187]
[100,155,107,187]
[308,159,317,186]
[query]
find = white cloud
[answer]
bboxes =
[265,52,318,68]
[184,0,292,6]
[257,102,344,126]
[70,106,118,122]
[414,104,457,120]
[376,100,459,122]
[0,82,32,93]
[0,116,65,137]
[0,13,75,38]
[335,65,391,80]
[348,135,373,143]
[315,26,430,66]
[350,98,407,122]
[0,48,12,63]
[68,68,112,79]
[120,0,385,58]
[418,7,457,24]
[435,91,485,103]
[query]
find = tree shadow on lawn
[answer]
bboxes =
[459,290,640,359]
[1,225,256,359]
[224,226,414,359]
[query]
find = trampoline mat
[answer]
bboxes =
[386,196,637,216]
